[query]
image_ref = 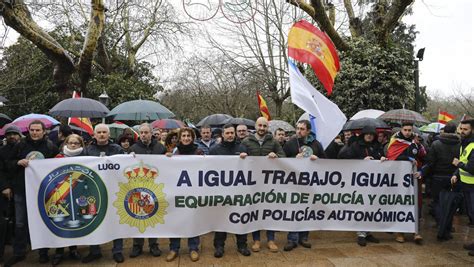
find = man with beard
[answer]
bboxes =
[4,121,59,267]
[339,125,385,246]
[387,122,425,244]
[451,119,474,255]
[0,125,22,261]
[196,125,216,155]
[283,120,325,251]
[210,124,251,258]
[236,124,249,141]
[129,123,166,258]
[274,128,287,147]
[241,117,285,253]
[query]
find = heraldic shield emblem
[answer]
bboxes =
[38,164,107,238]
[114,161,168,233]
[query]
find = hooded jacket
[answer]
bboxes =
[241,133,285,157]
[423,133,460,177]
[283,134,326,158]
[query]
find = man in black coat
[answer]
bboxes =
[338,125,385,246]
[210,124,250,258]
[82,124,125,264]
[4,121,59,267]
[129,123,166,258]
[0,125,22,261]
[283,120,325,251]
[422,122,460,223]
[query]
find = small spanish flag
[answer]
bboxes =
[69,91,94,135]
[257,91,271,121]
[438,111,455,124]
[288,20,340,95]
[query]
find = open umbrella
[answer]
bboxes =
[0,113,12,127]
[225,117,255,128]
[350,109,385,120]
[343,118,390,131]
[420,122,445,133]
[268,120,295,134]
[107,100,174,121]
[151,119,186,129]
[49,97,110,118]
[1,118,59,134]
[107,122,132,140]
[0,96,8,102]
[14,113,60,125]
[378,109,429,125]
[196,114,233,127]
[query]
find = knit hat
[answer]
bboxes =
[5,125,21,135]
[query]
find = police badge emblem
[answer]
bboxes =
[114,161,168,233]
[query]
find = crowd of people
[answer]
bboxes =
[0,116,473,266]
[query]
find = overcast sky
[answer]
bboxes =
[404,0,473,96]
[2,0,472,97]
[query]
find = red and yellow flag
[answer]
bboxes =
[69,91,94,135]
[438,111,455,124]
[288,20,340,95]
[257,91,271,121]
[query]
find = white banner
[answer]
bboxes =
[26,155,417,249]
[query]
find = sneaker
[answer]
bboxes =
[251,241,261,252]
[4,255,26,267]
[130,245,143,258]
[237,246,251,256]
[267,241,279,252]
[414,234,423,245]
[51,254,64,266]
[166,251,178,262]
[366,235,380,243]
[81,253,102,263]
[298,239,312,248]
[68,250,81,260]
[149,244,161,257]
[357,236,367,247]
[283,242,297,251]
[113,253,124,263]
[190,251,199,262]
[214,246,224,258]
[39,254,49,264]
[395,233,405,243]
[464,243,474,250]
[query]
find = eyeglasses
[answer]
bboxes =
[237,130,247,132]
[257,124,268,127]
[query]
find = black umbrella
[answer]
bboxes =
[197,114,233,127]
[49,97,110,118]
[225,117,255,128]
[107,100,174,121]
[0,113,12,127]
[343,118,390,131]
[0,96,8,102]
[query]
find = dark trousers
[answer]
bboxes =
[0,196,7,258]
[12,194,28,257]
[463,190,474,224]
[213,232,248,249]
[431,175,452,222]
[133,238,158,248]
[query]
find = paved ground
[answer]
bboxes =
[3,204,474,266]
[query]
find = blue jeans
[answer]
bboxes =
[133,238,158,248]
[89,239,123,255]
[13,194,28,256]
[169,237,199,252]
[252,230,275,241]
[287,231,309,243]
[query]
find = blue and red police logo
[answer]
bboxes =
[38,164,107,238]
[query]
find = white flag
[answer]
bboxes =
[289,61,347,149]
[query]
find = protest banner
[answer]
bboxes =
[26,155,417,249]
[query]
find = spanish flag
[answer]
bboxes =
[288,20,340,95]
[69,91,94,135]
[438,111,455,124]
[257,91,271,121]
